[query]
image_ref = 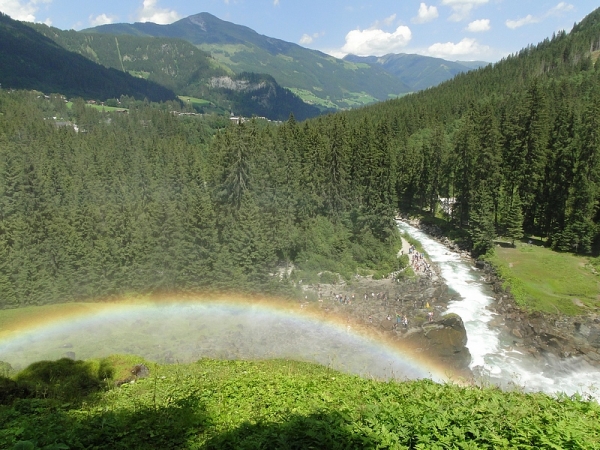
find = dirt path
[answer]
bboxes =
[399,237,411,257]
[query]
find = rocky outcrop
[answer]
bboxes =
[486,288,600,366]
[209,76,267,91]
[403,313,471,372]
[308,274,472,374]
[115,363,151,386]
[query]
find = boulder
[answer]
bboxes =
[511,329,523,339]
[403,313,471,372]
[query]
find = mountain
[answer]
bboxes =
[83,13,412,110]
[0,13,176,103]
[27,23,232,96]
[25,22,321,120]
[343,53,488,91]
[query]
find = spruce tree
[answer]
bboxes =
[469,184,496,256]
[505,192,524,247]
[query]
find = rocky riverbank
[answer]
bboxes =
[407,218,600,369]
[299,269,472,377]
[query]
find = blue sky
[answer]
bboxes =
[0,1,596,62]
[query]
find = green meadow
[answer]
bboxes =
[488,242,600,315]
[178,96,212,107]
[1,356,599,449]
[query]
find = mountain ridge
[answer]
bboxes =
[83,12,413,110]
[0,12,177,103]
[23,20,321,120]
[343,53,488,91]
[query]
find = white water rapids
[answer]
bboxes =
[397,220,600,400]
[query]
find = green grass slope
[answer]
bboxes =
[1,357,599,449]
[84,12,412,110]
[0,13,176,103]
[488,240,600,315]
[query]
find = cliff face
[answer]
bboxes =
[209,76,267,91]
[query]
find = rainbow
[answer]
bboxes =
[0,295,456,382]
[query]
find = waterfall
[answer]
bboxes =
[397,220,600,399]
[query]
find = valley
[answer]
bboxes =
[2,3,600,448]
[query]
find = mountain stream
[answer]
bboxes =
[396,220,599,400]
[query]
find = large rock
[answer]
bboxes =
[403,313,471,373]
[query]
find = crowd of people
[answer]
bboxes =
[407,245,434,278]
[312,285,436,331]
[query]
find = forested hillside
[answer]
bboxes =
[341,7,600,256]
[0,91,402,308]
[0,13,176,103]
[2,7,600,309]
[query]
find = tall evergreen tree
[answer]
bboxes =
[505,191,524,247]
[469,183,496,256]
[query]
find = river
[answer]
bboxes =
[397,220,600,400]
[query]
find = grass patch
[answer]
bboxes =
[178,95,212,107]
[487,240,600,315]
[286,87,339,110]
[127,70,150,79]
[1,357,598,449]
[339,91,379,107]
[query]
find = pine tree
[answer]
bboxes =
[469,183,496,256]
[505,192,524,247]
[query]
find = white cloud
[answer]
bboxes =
[466,19,490,32]
[273,0,279,5]
[322,48,346,59]
[137,0,180,24]
[300,33,313,45]
[412,3,438,24]
[89,13,116,27]
[549,2,574,15]
[341,25,412,56]
[506,2,574,29]
[425,37,490,59]
[299,32,324,46]
[441,0,489,22]
[0,0,51,22]
[382,14,397,27]
[369,14,398,30]
[506,14,536,29]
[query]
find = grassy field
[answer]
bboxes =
[340,91,380,107]
[488,240,600,315]
[286,87,339,111]
[1,356,598,449]
[178,95,212,107]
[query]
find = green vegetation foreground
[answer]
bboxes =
[1,356,599,449]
